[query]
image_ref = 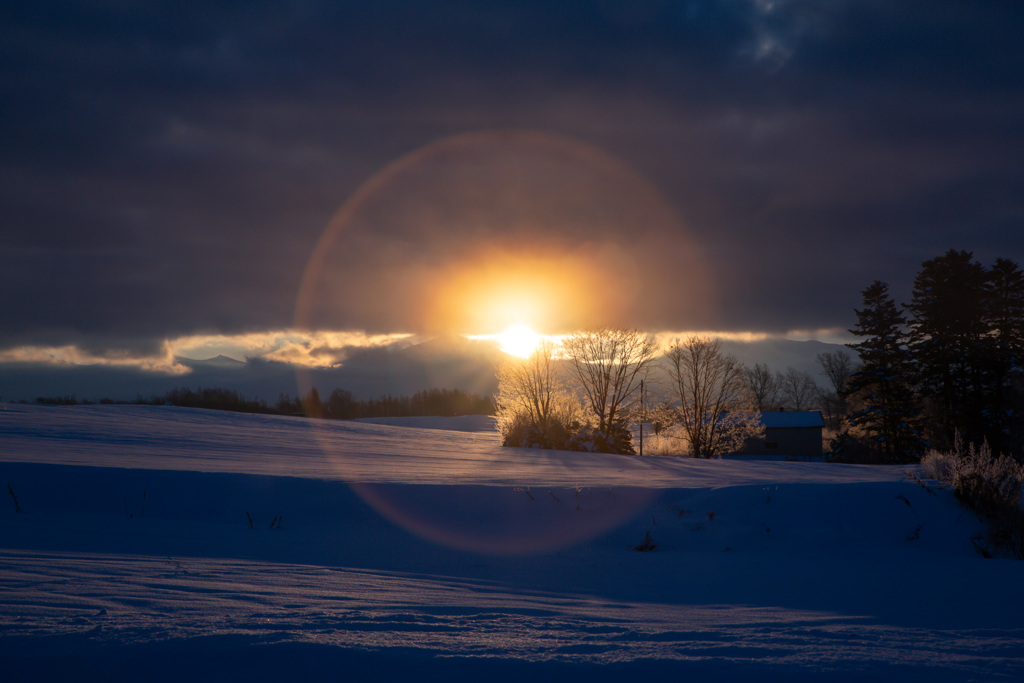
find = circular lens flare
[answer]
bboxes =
[294,129,714,555]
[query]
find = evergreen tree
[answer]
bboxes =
[905,249,990,446]
[845,281,927,461]
[984,258,1024,452]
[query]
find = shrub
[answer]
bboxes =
[827,430,881,463]
[500,410,636,455]
[633,530,656,552]
[644,429,687,456]
[922,435,1024,558]
[500,412,579,450]
[920,449,958,481]
[567,422,635,455]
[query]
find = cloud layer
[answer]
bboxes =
[1,1,1022,359]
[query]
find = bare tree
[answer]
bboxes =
[563,327,657,445]
[664,336,765,458]
[744,362,782,411]
[780,367,819,411]
[646,400,678,436]
[495,340,583,447]
[817,350,854,397]
[816,350,855,430]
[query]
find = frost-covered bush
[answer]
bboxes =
[923,435,1024,558]
[567,422,635,455]
[500,413,575,450]
[920,449,958,481]
[494,341,587,451]
[500,414,540,448]
[644,427,688,457]
[502,416,636,454]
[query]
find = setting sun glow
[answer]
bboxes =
[495,324,542,358]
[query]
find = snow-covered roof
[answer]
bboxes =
[760,411,824,429]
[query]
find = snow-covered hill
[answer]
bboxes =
[1,405,1021,681]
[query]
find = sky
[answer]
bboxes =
[2,1,1023,393]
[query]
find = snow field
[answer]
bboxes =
[1,405,1023,680]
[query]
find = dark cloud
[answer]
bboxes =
[1,0,1022,354]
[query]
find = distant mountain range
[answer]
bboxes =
[719,338,852,377]
[1,336,852,403]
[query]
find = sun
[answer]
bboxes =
[495,324,542,358]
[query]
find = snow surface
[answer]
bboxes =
[355,414,498,432]
[1,404,1023,681]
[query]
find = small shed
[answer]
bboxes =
[740,411,825,459]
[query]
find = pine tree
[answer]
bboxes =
[905,249,990,446]
[984,258,1024,452]
[845,281,927,462]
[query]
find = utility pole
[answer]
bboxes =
[639,379,644,456]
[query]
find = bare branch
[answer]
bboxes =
[563,327,657,436]
[664,336,764,458]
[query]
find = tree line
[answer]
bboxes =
[296,387,495,419]
[742,356,851,427]
[496,330,767,457]
[497,249,1024,463]
[496,329,861,458]
[23,386,495,420]
[837,249,1024,462]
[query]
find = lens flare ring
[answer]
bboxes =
[293,128,710,554]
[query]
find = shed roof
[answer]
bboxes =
[760,411,824,429]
